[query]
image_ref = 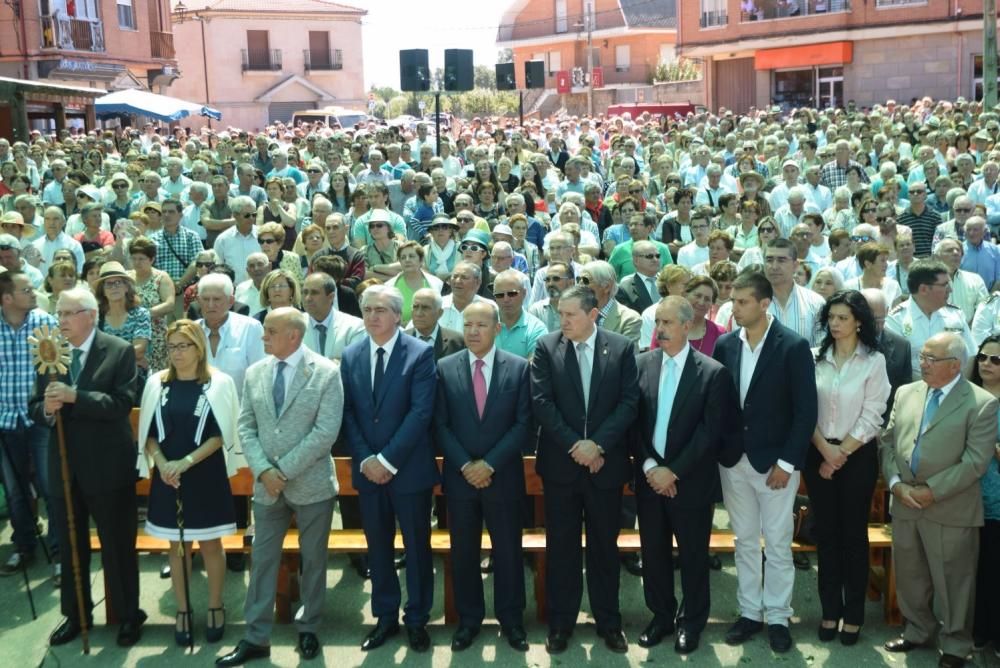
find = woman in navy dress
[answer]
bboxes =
[137,320,241,646]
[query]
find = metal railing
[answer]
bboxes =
[740,0,850,22]
[40,13,105,52]
[241,48,282,72]
[700,10,728,27]
[303,49,343,71]
[150,31,175,59]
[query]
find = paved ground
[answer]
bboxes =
[1,510,997,667]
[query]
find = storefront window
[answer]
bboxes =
[973,55,1000,102]
[773,69,814,109]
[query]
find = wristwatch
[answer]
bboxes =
[184,454,195,466]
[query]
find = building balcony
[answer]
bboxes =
[242,48,282,72]
[303,49,343,71]
[700,10,728,28]
[150,31,175,60]
[740,0,849,22]
[497,11,624,42]
[40,14,105,52]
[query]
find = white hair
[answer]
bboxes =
[197,272,234,297]
[360,284,403,316]
[57,287,98,312]
[494,268,530,294]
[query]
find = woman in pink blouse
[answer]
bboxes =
[806,290,891,646]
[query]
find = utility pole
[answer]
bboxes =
[586,4,593,116]
[986,0,998,109]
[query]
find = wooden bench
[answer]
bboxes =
[90,409,900,626]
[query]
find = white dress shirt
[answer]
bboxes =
[200,312,265,397]
[814,345,891,444]
[271,345,305,412]
[365,328,401,474]
[738,316,793,473]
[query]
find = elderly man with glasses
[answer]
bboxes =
[214,196,260,284]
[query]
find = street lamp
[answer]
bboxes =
[573,8,594,116]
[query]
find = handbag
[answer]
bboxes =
[792,494,815,545]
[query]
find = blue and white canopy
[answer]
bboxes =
[95,89,221,122]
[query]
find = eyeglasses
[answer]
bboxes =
[368,222,388,229]
[237,212,254,219]
[919,353,957,364]
[307,169,322,174]
[103,279,127,288]
[860,208,876,214]
[494,290,521,300]
[112,183,128,189]
[459,243,485,252]
[269,283,291,291]
[544,275,569,282]
[259,238,278,245]
[629,189,643,194]
[635,253,660,260]
[195,261,215,268]
[953,207,973,213]
[850,235,873,243]
[167,342,196,353]
[579,276,592,285]
[978,353,1000,365]
[56,309,87,319]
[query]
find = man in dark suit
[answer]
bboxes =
[617,239,661,314]
[862,288,913,419]
[405,288,465,360]
[341,285,438,653]
[29,287,144,647]
[435,301,530,652]
[632,296,738,654]
[530,285,639,654]
[712,271,817,654]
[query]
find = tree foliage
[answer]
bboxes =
[369,84,520,120]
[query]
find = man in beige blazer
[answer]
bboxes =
[881,332,998,668]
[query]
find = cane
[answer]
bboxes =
[176,481,194,653]
[29,325,88,654]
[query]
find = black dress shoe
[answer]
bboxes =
[451,626,480,651]
[361,620,400,651]
[939,653,966,668]
[598,628,628,653]
[50,617,88,646]
[840,627,860,646]
[621,553,643,576]
[637,620,675,648]
[500,625,529,652]
[226,553,246,573]
[350,555,370,579]
[817,623,838,642]
[394,551,407,569]
[884,636,922,652]
[675,629,700,654]
[768,624,792,653]
[298,632,320,660]
[160,563,172,579]
[793,552,811,570]
[725,617,763,645]
[546,629,571,654]
[117,609,148,647]
[407,625,430,652]
[708,553,723,570]
[215,640,271,666]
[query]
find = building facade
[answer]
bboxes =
[168,0,366,132]
[680,0,1000,114]
[497,0,679,103]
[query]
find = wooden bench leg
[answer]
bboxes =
[276,553,299,624]
[442,554,457,624]
[883,548,902,626]
[534,552,546,623]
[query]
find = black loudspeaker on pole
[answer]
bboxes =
[444,49,474,92]
[495,62,516,90]
[524,60,545,89]
[399,49,430,92]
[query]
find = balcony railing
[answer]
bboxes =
[242,48,282,72]
[700,10,728,27]
[740,0,849,22]
[40,13,105,52]
[150,31,175,60]
[303,49,343,71]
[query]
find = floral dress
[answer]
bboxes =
[135,271,169,372]
[100,305,152,393]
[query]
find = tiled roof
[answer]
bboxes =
[619,0,677,29]
[172,0,365,14]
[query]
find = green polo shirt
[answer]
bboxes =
[496,309,548,359]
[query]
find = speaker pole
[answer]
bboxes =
[434,91,441,157]
[519,90,524,129]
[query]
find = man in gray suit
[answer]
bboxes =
[881,332,998,668]
[302,271,366,361]
[217,308,344,666]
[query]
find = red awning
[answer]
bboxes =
[754,41,853,71]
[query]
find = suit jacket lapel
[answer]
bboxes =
[481,353,505,422]
[745,324,778,398]
[668,352,698,430]
[357,342,374,409]
[279,354,312,418]
[433,329,444,359]
[925,380,969,434]
[76,331,104,388]
[457,353,480,420]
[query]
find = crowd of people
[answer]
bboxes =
[1,95,1000,666]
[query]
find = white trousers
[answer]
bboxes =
[720,454,799,626]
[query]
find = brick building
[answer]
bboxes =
[680,0,1000,113]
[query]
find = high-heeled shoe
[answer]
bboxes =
[206,607,226,643]
[840,626,861,646]
[175,610,193,647]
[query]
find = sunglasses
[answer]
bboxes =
[635,253,660,260]
[759,227,777,234]
[368,222,387,229]
[579,276,592,285]
[954,207,973,213]
[494,290,521,300]
[307,169,322,174]
[459,243,486,252]
[978,353,1000,365]
[195,261,215,268]
[259,238,278,245]
[112,183,129,189]
[544,275,569,282]
[851,235,873,242]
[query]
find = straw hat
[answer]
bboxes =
[93,261,134,293]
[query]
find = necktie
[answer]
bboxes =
[646,278,658,301]
[420,335,432,342]
[69,348,82,384]
[315,324,327,354]
[911,388,943,475]
[652,357,677,458]
[273,360,287,415]
[472,359,487,418]
[577,342,591,410]
[373,347,385,398]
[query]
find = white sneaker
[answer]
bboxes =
[53,563,62,587]
[0,552,32,575]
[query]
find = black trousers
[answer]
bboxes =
[974,519,1000,644]
[543,477,623,632]
[50,475,139,624]
[637,494,713,632]
[447,493,525,628]
[802,439,878,626]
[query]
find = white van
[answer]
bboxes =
[290,106,369,130]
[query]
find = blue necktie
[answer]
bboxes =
[911,388,942,475]
[652,357,677,458]
[273,360,287,415]
[315,324,327,355]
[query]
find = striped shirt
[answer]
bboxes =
[0,308,59,429]
[897,207,943,258]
